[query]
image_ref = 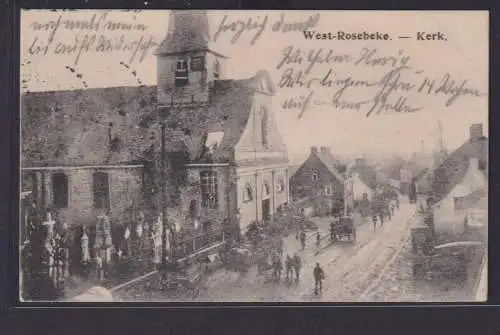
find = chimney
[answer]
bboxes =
[310,146,318,154]
[354,157,363,165]
[470,123,483,141]
[320,146,327,154]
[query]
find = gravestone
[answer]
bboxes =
[97,215,114,264]
[152,216,163,264]
[42,212,56,277]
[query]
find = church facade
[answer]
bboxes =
[153,10,290,236]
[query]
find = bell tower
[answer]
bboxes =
[155,10,228,107]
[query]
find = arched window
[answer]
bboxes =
[312,169,319,181]
[52,173,68,209]
[262,182,271,199]
[214,59,220,80]
[277,178,285,193]
[189,199,198,219]
[175,59,189,86]
[243,184,253,202]
[261,107,269,149]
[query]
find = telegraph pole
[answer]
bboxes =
[159,97,176,274]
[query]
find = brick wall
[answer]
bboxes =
[33,167,143,227]
[157,51,213,106]
[290,154,344,213]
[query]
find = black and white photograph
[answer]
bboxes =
[19,9,488,302]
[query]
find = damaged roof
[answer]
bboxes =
[21,72,271,167]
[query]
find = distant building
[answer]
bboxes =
[400,165,412,195]
[429,123,488,234]
[289,146,344,216]
[343,157,378,214]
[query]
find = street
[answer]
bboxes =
[115,203,417,302]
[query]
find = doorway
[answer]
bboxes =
[262,199,271,222]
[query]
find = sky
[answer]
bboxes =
[21,10,488,159]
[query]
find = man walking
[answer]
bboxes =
[313,262,325,295]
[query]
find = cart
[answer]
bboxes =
[331,216,356,242]
[225,247,254,273]
[256,252,281,283]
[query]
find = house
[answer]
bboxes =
[289,146,344,216]
[414,168,431,195]
[429,123,488,234]
[400,165,413,195]
[21,10,289,256]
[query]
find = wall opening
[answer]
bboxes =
[52,173,68,209]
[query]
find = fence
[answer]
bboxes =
[177,229,225,257]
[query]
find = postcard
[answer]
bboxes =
[19,9,488,303]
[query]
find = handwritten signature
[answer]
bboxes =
[213,12,320,45]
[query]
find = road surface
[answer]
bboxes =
[115,203,417,302]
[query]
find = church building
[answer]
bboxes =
[20,10,289,256]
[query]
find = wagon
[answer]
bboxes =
[225,247,254,273]
[331,216,356,242]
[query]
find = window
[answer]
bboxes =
[175,59,189,86]
[261,107,269,149]
[200,171,218,209]
[277,179,285,193]
[52,173,68,209]
[243,184,253,202]
[262,182,271,199]
[189,200,198,219]
[214,59,220,79]
[93,172,110,209]
[191,56,204,71]
[312,170,319,181]
[324,185,333,196]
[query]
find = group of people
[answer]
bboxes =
[269,250,325,295]
[371,199,400,232]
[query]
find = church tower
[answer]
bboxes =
[154,10,228,107]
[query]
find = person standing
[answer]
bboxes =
[293,252,302,282]
[285,254,293,281]
[316,232,321,247]
[313,262,325,295]
[372,214,378,232]
[300,230,306,250]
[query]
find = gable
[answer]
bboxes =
[432,137,488,203]
[291,153,342,184]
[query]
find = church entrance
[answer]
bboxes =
[262,199,271,223]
